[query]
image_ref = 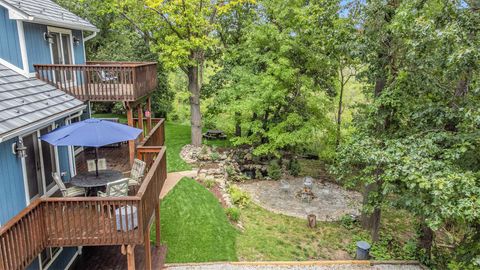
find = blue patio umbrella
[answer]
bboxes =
[41,118,142,176]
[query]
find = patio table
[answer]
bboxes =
[71,170,123,195]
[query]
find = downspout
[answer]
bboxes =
[83,31,97,42]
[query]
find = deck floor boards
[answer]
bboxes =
[75,144,132,174]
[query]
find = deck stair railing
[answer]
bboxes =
[0,120,166,270]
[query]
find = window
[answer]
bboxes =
[40,127,57,190]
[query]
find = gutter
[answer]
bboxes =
[0,104,86,143]
[83,31,97,42]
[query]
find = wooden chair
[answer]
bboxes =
[97,178,129,217]
[97,178,129,197]
[52,172,85,197]
[125,159,147,188]
[87,158,107,172]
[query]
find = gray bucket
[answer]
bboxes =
[356,241,371,260]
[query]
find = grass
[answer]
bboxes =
[165,122,192,172]
[156,178,238,263]
[236,203,417,261]
[92,113,127,123]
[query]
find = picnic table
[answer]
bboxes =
[203,129,227,140]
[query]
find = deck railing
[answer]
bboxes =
[34,62,158,102]
[0,120,166,270]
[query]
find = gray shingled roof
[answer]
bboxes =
[0,64,85,142]
[1,0,98,32]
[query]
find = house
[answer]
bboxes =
[0,1,165,269]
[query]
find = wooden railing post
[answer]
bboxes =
[137,103,144,140]
[146,97,152,134]
[127,103,135,165]
[144,229,152,270]
[155,202,161,247]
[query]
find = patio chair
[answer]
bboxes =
[87,158,107,172]
[97,178,129,218]
[97,178,129,197]
[125,159,147,188]
[52,172,85,197]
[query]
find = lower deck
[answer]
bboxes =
[75,144,131,174]
[71,245,167,270]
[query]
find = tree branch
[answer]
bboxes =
[146,6,185,39]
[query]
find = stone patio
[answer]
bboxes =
[238,178,362,221]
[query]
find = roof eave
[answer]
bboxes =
[30,17,100,32]
[0,104,87,143]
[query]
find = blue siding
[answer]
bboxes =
[72,30,85,64]
[55,120,73,181]
[23,22,51,73]
[0,138,27,225]
[0,6,23,69]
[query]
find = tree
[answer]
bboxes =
[206,0,342,157]
[128,0,252,146]
[334,0,480,266]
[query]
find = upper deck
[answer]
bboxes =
[34,62,158,102]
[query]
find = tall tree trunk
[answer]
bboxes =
[336,77,345,147]
[188,64,202,146]
[361,180,382,242]
[418,220,434,259]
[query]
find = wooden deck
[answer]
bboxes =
[34,62,158,102]
[0,120,166,270]
[71,245,167,270]
[75,144,132,174]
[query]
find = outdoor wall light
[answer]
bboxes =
[73,36,81,46]
[44,32,54,44]
[12,138,27,158]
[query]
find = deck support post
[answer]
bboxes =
[122,244,136,270]
[126,103,135,165]
[137,103,144,140]
[127,245,136,270]
[144,227,152,270]
[155,201,161,247]
[146,96,152,134]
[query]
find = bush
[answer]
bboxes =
[267,160,282,180]
[210,152,220,161]
[112,102,125,115]
[225,165,235,176]
[203,179,216,189]
[340,214,356,229]
[228,185,250,207]
[225,207,241,222]
[288,159,301,176]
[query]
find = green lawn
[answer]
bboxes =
[236,203,416,261]
[164,122,192,172]
[156,178,238,263]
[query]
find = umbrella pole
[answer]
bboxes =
[95,147,99,177]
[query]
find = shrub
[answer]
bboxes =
[203,179,216,189]
[288,159,301,176]
[340,214,356,229]
[210,152,220,161]
[225,165,235,176]
[228,185,250,207]
[225,207,241,222]
[267,160,282,180]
